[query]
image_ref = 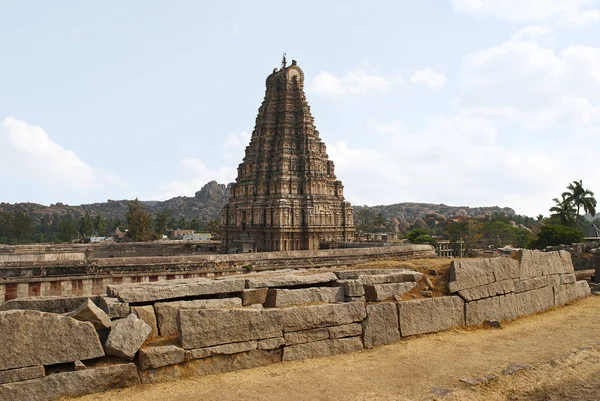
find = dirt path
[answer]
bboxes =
[76,296,600,401]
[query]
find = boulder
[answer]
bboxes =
[363,303,400,349]
[0,366,44,385]
[66,299,111,331]
[281,303,366,332]
[244,272,337,289]
[188,340,258,359]
[364,282,416,301]
[458,279,515,302]
[265,287,344,308]
[138,345,186,370]
[131,305,159,340]
[0,364,139,401]
[97,296,130,319]
[0,296,96,314]
[282,337,363,362]
[154,298,242,337]
[241,289,268,306]
[514,276,549,294]
[284,328,330,346]
[359,271,423,285]
[398,296,465,336]
[0,310,104,371]
[179,308,283,349]
[465,293,519,326]
[328,323,363,339]
[104,314,152,360]
[107,277,246,303]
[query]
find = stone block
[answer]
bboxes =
[138,345,186,370]
[104,314,152,360]
[0,296,96,314]
[398,296,465,336]
[363,303,400,349]
[179,308,283,349]
[154,298,242,337]
[241,288,268,306]
[465,294,518,326]
[561,273,576,284]
[458,279,515,301]
[514,276,549,293]
[131,305,159,340]
[336,280,364,297]
[244,272,337,289]
[284,328,330,346]
[265,287,344,308]
[554,281,591,306]
[66,299,111,331]
[518,249,574,278]
[282,337,363,362]
[139,349,282,384]
[364,282,416,301]
[514,286,554,317]
[188,340,258,360]
[281,303,366,332]
[548,274,562,286]
[0,366,44,384]
[359,271,423,285]
[97,296,130,319]
[334,269,405,280]
[328,323,363,339]
[449,258,519,293]
[257,337,285,350]
[0,310,104,371]
[107,277,246,303]
[346,296,366,303]
[0,363,139,401]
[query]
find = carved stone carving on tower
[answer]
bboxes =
[220,59,354,253]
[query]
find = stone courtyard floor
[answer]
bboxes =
[77,295,600,401]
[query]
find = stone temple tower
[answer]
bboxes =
[220,58,354,253]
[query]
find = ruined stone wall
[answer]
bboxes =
[0,250,590,400]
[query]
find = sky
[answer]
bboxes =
[1,0,600,217]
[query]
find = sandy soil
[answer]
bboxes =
[74,295,600,401]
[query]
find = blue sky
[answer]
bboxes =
[1,0,600,217]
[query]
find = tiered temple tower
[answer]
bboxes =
[220,58,354,253]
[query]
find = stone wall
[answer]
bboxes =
[0,250,590,400]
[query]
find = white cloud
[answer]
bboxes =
[221,131,251,161]
[450,0,600,26]
[409,68,448,89]
[0,116,122,194]
[308,69,400,97]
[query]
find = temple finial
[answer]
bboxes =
[281,52,287,69]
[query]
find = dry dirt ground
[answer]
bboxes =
[75,294,600,401]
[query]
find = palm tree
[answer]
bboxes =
[550,194,576,226]
[563,180,597,223]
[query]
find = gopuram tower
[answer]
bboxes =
[220,58,354,253]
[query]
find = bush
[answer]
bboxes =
[528,224,584,249]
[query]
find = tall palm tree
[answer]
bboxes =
[563,180,597,223]
[550,194,576,226]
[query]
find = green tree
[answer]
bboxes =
[154,210,170,237]
[528,224,584,249]
[78,212,94,238]
[407,228,435,245]
[444,218,482,256]
[94,213,107,236]
[205,218,221,238]
[126,199,154,242]
[550,194,576,226]
[11,210,33,243]
[58,214,78,242]
[190,218,200,231]
[562,179,597,223]
[354,208,386,234]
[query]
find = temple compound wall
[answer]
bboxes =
[0,250,591,400]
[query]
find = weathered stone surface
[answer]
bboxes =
[108,277,246,303]
[359,271,423,285]
[328,323,363,339]
[74,360,86,370]
[132,305,159,340]
[398,296,465,336]
[514,276,549,293]
[154,298,242,337]
[0,296,96,314]
[363,303,400,349]
[282,337,363,362]
[188,340,258,359]
[139,345,186,370]
[97,296,130,319]
[465,294,518,326]
[257,337,285,350]
[0,310,104,371]
[0,366,44,384]
[514,286,554,317]
[336,279,364,297]
[458,279,515,301]
[547,274,562,286]
[561,273,576,284]
[179,308,283,349]
[244,272,337,289]
[281,303,366,332]
[265,287,344,308]
[241,288,268,306]
[554,281,591,306]
[364,282,416,301]
[0,363,140,401]
[449,258,519,293]
[139,349,282,384]
[104,314,152,360]
[334,269,396,280]
[66,299,111,331]
[284,328,330,345]
[518,249,573,278]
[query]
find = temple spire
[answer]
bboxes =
[281,52,287,69]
